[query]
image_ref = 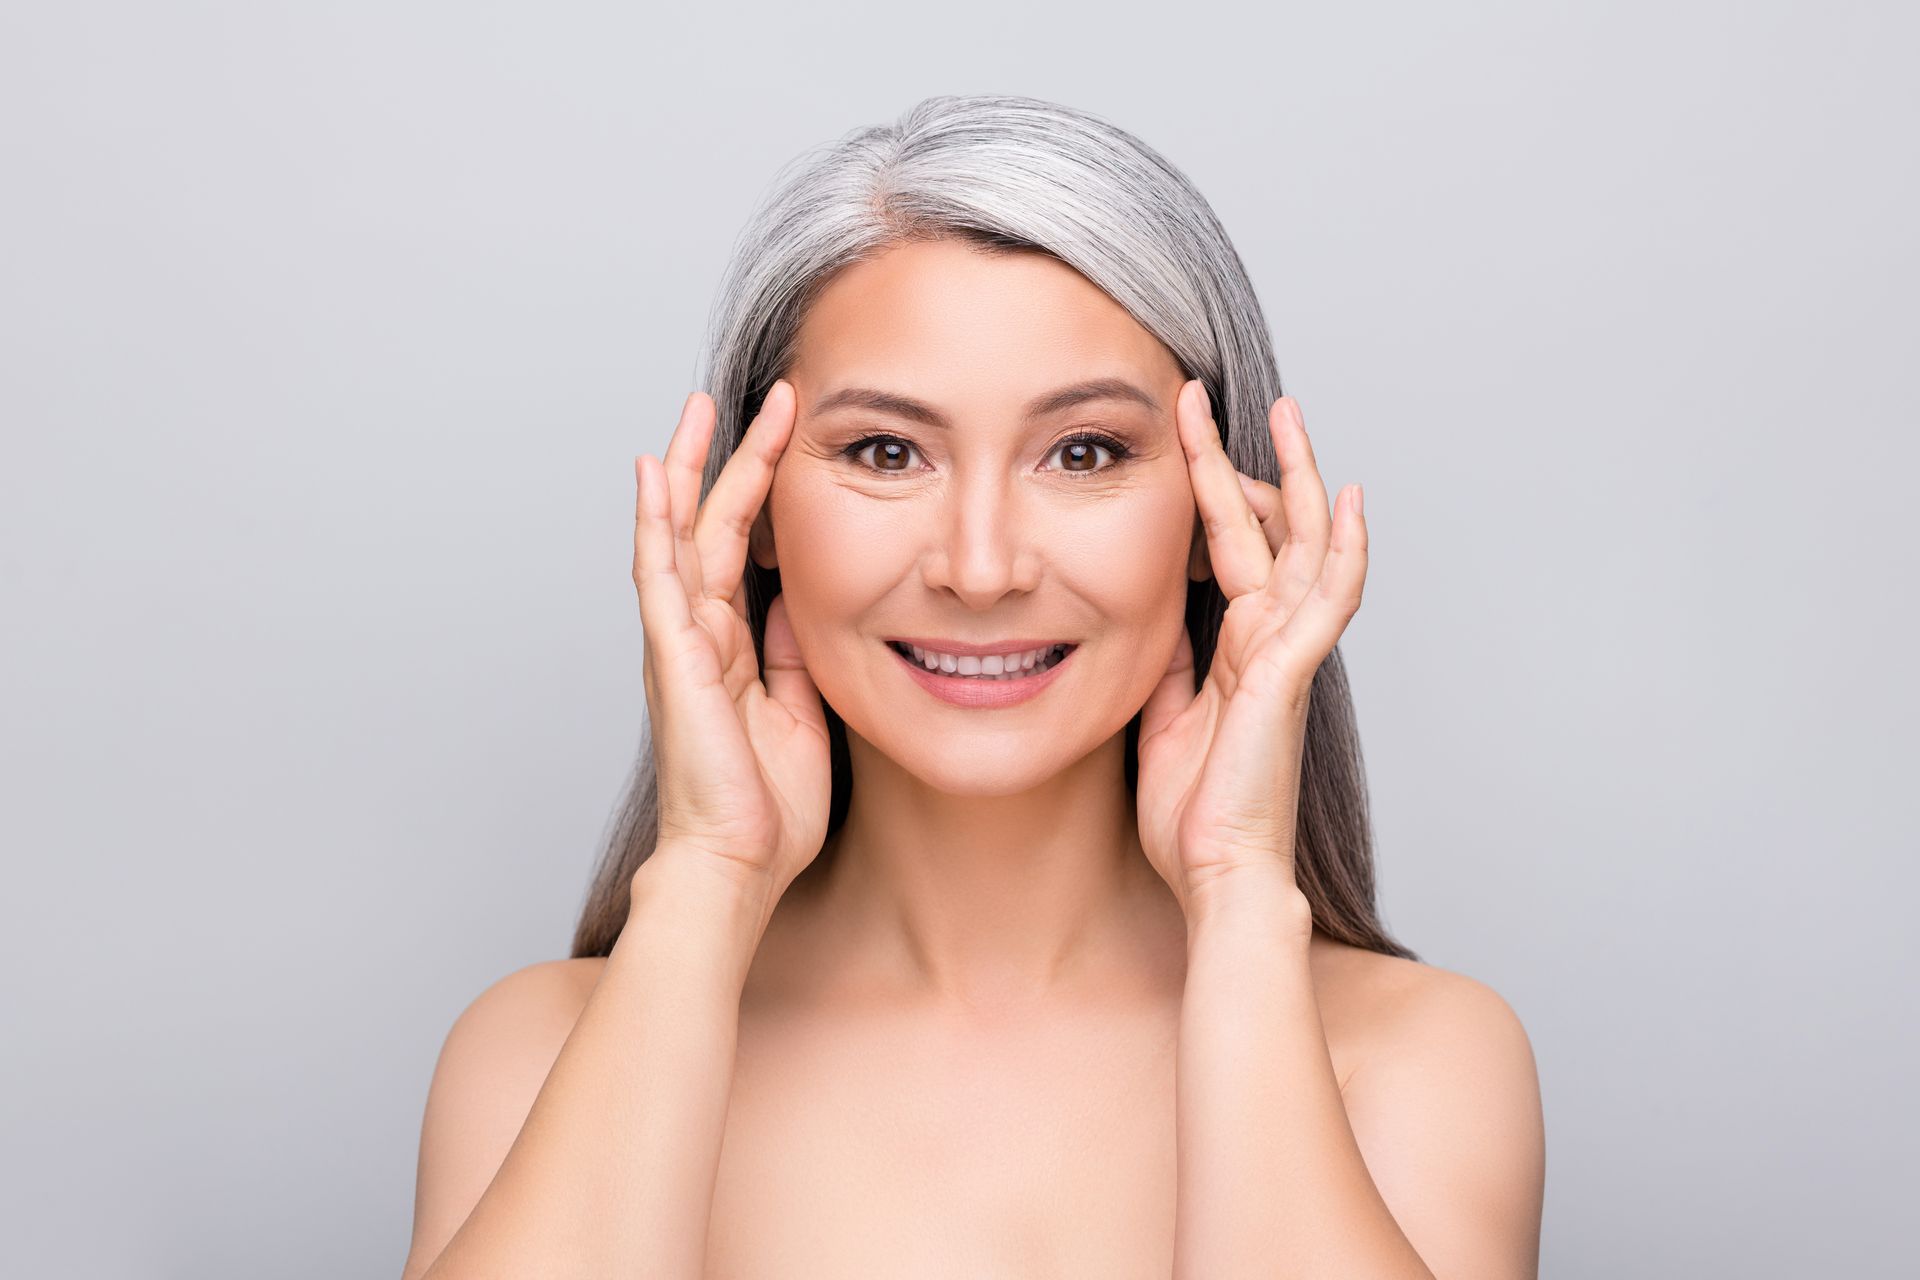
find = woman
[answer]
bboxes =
[403,94,1545,1278]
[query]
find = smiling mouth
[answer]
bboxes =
[885,640,1077,680]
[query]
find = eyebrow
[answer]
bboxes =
[809,377,1161,428]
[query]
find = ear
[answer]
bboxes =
[1186,512,1212,582]
[749,507,778,570]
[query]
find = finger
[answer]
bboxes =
[631,454,722,692]
[634,455,756,819]
[1273,482,1368,667]
[1261,396,1334,615]
[1179,379,1273,599]
[1208,486,1366,792]
[1137,624,1196,746]
[662,391,719,601]
[694,379,796,621]
[1235,470,1289,556]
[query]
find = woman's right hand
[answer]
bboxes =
[630,380,829,903]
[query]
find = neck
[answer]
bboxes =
[790,725,1188,1011]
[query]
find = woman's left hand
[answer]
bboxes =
[1135,381,1369,926]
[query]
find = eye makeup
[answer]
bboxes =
[837,429,1136,478]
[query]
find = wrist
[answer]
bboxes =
[627,851,779,979]
[1183,863,1315,951]
[635,843,777,902]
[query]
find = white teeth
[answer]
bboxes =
[901,642,1068,680]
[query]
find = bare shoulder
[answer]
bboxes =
[1309,936,1533,1065]
[400,957,610,1280]
[435,956,610,1067]
[1311,936,1546,1279]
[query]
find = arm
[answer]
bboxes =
[1147,387,1543,1274]
[1173,866,1545,1279]
[404,855,773,1280]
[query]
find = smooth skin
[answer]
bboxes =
[403,239,1545,1278]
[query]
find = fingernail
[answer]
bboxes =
[1192,380,1210,417]
[1353,484,1364,514]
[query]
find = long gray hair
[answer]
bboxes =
[573,93,1417,962]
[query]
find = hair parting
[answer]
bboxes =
[573,93,1416,963]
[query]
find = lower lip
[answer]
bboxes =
[886,642,1076,708]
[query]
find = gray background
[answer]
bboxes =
[3,2,1913,1276]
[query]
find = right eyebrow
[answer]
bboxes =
[810,387,952,428]
[809,378,1162,430]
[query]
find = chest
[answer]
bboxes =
[704,999,1185,1278]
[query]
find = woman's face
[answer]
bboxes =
[754,237,1205,796]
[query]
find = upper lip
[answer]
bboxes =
[885,636,1076,657]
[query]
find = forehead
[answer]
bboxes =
[789,239,1185,405]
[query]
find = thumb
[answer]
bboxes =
[1138,625,1196,745]
[759,593,826,738]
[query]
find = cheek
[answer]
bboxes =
[766,472,911,642]
[1047,485,1194,622]
[1046,486,1194,708]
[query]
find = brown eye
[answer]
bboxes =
[840,431,1133,478]
[843,435,922,474]
[1047,431,1132,475]
[1058,440,1103,472]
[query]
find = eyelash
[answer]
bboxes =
[838,430,1135,478]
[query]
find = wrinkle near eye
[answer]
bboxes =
[833,430,1143,481]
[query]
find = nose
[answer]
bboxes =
[918,472,1041,607]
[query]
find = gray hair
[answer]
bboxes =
[699,93,1282,491]
[573,93,1416,962]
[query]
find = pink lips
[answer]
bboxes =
[886,641,1076,708]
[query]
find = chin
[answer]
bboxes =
[884,746,1078,798]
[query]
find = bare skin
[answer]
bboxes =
[402,238,1544,1278]
[418,922,1449,1276]
[713,905,1435,1274]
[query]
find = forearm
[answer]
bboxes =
[424,855,772,1280]
[1174,868,1434,1279]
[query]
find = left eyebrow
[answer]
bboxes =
[1024,377,1162,418]
[810,377,1162,429]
